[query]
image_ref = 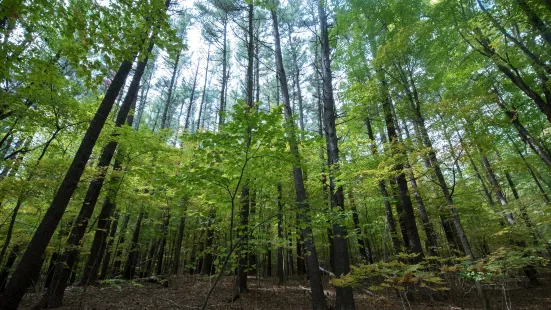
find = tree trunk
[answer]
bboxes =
[277,184,285,284]
[44,39,155,307]
[173,205,186,274]
[218,15,228,127]
[200,208,215,275]
[318,2,355,308]
[0,58,134,310]
[184,60,200,131]
[272,7,327,309]
[111,214,130,276]
[161,52,180,130]
[365,118,402,254]
[196,45,211,132]
[124,206,144,280]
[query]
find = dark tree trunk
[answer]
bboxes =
[402,122,439,256]
[0,195,22,267]
[156,211,170,275]
[135,61,155,130]
[123,207,144,280]
[44,40,155,307]
[379,71,423,261]
[161,52,180,130]
[184,60,200,131]
[196,45,211,132]
[200,208,215,275]
[277,184,285,284]
[0,59,134,310]
[218,15,228,127]
[318,2,355,308]
[173,206,186,274]
[515,0,551,49]
[272,8,326,309]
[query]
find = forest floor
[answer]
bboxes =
[19,274,551,309]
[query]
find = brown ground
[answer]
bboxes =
[19,275,551,310]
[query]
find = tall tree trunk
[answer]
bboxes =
[184,60,200,131]
[44,39,155,308]
[161,52,180,130]
[0,58,134,310]
[277,184,285,284]
[196,45,211,132]
[156,211,170,275]
[379,70,424,260]
[236,3,255,295]
[173,201,187,274]
[123,206,144,280]
[401,122,439,256]
[365,118,402,254]
[271,7,326,309]
[318,2,355,309]
[218,15,228,127]
[200,207,216,275]
[135,61,156,130]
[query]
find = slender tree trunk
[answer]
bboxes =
[379,71,424,260]
[173,203,187,274]
[161,52,180,130]
[111,214,130,275]
[98,213,119,280]
[196,45,211,132]
[277,184,285,284]
[156,211,170,275]
[272,7,326,309]
[318,2,355,308]
[123,206,144,280]
[184,60,200,131]
[365,118,402,254]
[136,61,156,130]
[200,208,216,276]
[401,122,439,256]
[218,16,228,127]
